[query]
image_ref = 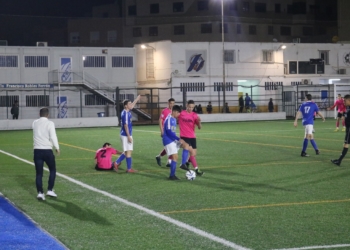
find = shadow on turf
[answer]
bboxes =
[44,199,113,226]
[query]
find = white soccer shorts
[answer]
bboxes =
[120,135,133,151]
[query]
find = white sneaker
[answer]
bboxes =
[37,192,45,201]
[46,190,57,197]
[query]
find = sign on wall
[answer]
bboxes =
[57,96,68,118]
[186,50,207,75]
[60,58,72,82]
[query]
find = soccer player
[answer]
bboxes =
[32,107,60,200]
[163,105,194,180]
[95,142,123,171]
[178,100,204,176]
[155,98,175,167]
[114,95,141,173]
[331,94,350,166]
[294,94,325,157]
[327,94,346,132]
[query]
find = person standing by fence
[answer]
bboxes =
[11,100,19,119]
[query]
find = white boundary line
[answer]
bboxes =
[0,149,249,250]
[273,244,350,250]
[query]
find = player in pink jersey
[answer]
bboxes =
[156,98,175,167]
[95,142,123,171]
[178,100,204,176]
[328,94,346,132]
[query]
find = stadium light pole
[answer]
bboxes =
[220,0,226,113]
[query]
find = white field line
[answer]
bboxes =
[273,244,350,250]
[0,149,249,250]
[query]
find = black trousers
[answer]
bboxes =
[34,149,56,193]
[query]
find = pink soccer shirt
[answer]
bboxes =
[335,99,346,113]
[95,147,118,169]
[160,108,172,125]
[179,110,199,138]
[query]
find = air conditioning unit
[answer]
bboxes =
[301,79,311,85]
[337,69,346,75]
[36,42,48,47]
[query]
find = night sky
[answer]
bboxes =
[0,0,117,17]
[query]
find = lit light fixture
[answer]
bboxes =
[141,44,156,51]
[276,44,287,51]
[82,56,86,61]
[237,80,247,82]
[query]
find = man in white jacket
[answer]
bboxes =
[32,107,60,201]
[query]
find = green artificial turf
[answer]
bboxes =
[0,119,349,250]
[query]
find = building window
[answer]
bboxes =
[173,2,184,12]
[26,95,49,107]
[150,3,159,14]
[255,3,266,13]
[201,23,212,34]
[287,5,293,14]
[219,23,228,33]
[0,55,18,67]
[0,95,19,107]
[262,50,274,63]
[303,27,313,36]
[128,5,136,16]
[237,24,241,34]
[180,82,205,92]
[280,26,291,36]
[107,30,117,43]
[90,31,100,43]
[298,61,315,74]
[174,25,185,35]
[198,0,209,11]
[289,61,297,74]
[133,27,142,37]
[85,94,108,106]
[214,82,233,92]
[268,26,274,35]
[319,50,329,65]
[275,4,281,13]
[229,2,238,11]
[249,25,256,35]
[70,32,80,44]
[24,56,48,68]
[149,26,158,36]
[224,50,235,64]
[265,82,283,90]
[112,56,133,68]
[83,56,106,68]
[243,2,250,11]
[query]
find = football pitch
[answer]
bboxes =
[1,119,350,250]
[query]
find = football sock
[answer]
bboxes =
[302,139,308,152]
[310,139,318,150]
[160,149,167,157]
[342,120,345,127]
[116,154,125,164]
[336,121,339,127]
[181,149,189,165]
[189,155,198,168]
[170,161,177,176]
[338,147,348,162]
[126,157,132,170]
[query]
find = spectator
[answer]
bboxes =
[11,100,19,119]
[193,105,198,113]
[268,98,274,112]
[245,93,251,112]
[251,100,257,113]
[197,104,203,114]
[238,96,244,113]
[223,102,231,113]
[206,102,213,114]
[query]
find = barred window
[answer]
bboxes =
[83,56,106,68]
[214,82,234,92]
[0,55,18,67]
[107,30,117,43]
[112,56,133,67]
[119,94,135,102]
[90,31,100,43]
[0,95,19,107]
[180,82,205,92]
[262,50,274,63]
[174,25,185,35]
[224,50,235,64]
[264,81,283,90]
[24,56,48,68]
[26,95,49,107]
[85,94,108,106]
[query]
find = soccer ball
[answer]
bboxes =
[185,170,196,181]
